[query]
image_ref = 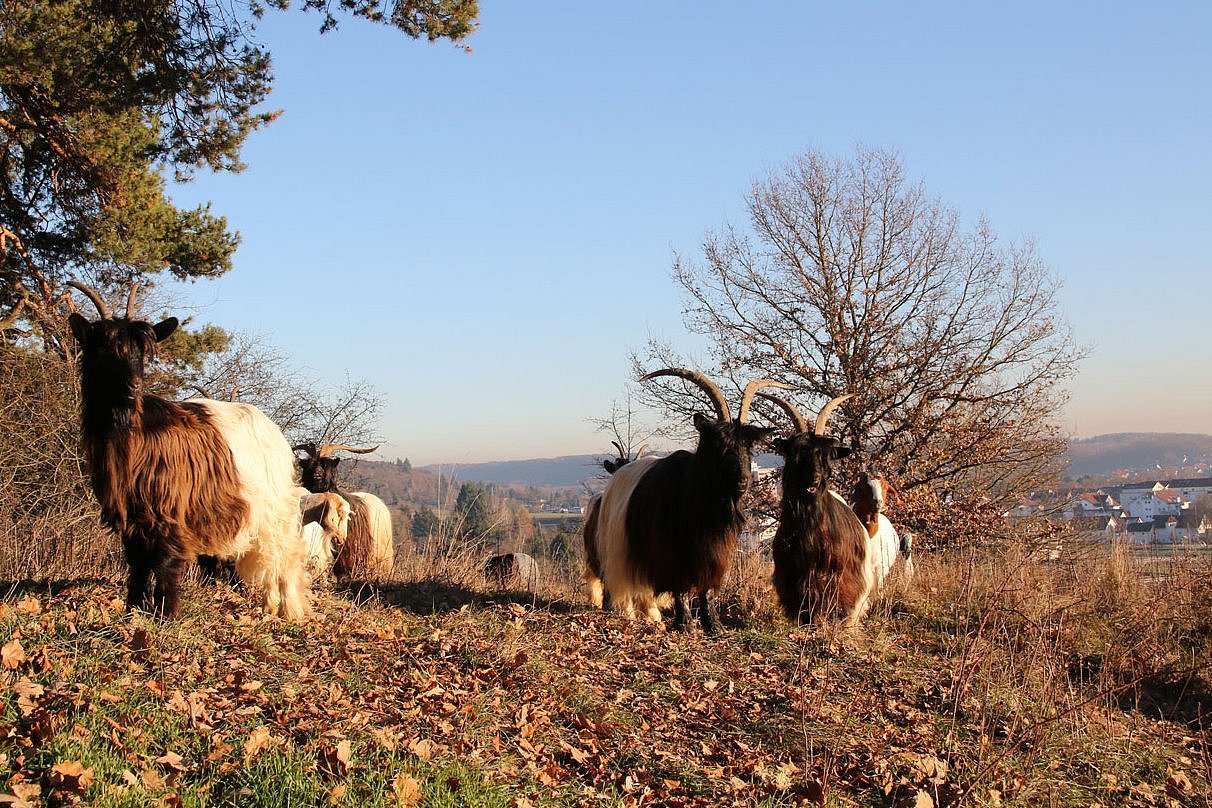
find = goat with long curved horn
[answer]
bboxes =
[762,391,874,626]
[294,441,393,580]
[593,370,788,633]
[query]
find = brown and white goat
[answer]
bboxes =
[849,473,914,587]
[595,370,788,633]
[299,490,353,584]
[293,443,394,579]
[67,282,309,619]
[582,441,646,608]
[762,394,875,626]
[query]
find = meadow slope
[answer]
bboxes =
[0,546,1208,807]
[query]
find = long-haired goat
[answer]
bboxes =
[849,472,915,587]
[582,440,646,608]
[595,370,788,633]
[67,282,309,619]
[762,394,874,626]
[299,489,353,584]
[293,443,394,579]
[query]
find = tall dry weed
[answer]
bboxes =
[0,347,117,581]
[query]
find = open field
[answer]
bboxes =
[0,544,1208,807]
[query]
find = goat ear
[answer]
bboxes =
[832,443,854,459]
[152,317,178,342]
[67,312,91,344]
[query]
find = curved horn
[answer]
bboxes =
[640,368,730,421]
[610,440,625,458]
[66,280,111,319]
[813,394,854,436]
[124,282,142,319]
[756,393,809,433]
[317,443,379,458]
[737,379,795,423]
[292,442,319,458]
[634,443,648,460]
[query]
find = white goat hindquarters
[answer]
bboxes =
[868,513,901,589]
[188,398,310,620]
[596,456,663,623]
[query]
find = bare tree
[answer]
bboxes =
[174,330,383,448]
[646,146,1084,544]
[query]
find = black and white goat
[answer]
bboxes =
[761,394,875,626]
[293,443,394,579]
[582,441,646,608]
[67,282,309,619]
[595,370,788,633]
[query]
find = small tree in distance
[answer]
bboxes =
[640,146,1085,547]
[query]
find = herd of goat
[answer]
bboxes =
[64,284,912,629]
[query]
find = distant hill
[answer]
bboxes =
[419,455,608,488]
[1065,433,1212,479]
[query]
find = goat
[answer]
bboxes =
[849,473,915,587]
[299,490,353,584]
[484,552,539,590]
[66,282,310,620]
[761,393,875,626]
[293,443,394,579]
[595,369,788,633]
[582,440,646,608]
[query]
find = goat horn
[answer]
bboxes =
[634,443,648,460]
[640,368,730,422]
[756,393,809,433]
[610,440,625,458]
[317,443,379,458]
[814,394,854,436]
[292,442,319,458]
[738,379,795,423]
[66,280,111,319]
[125,282,141,319]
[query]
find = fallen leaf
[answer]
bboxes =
[391,773,422,807]
[317,740,352,780]
[1,639,25,670]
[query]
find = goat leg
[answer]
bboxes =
[672,591,692,631]
[125,564,153,612]
[152,555,189,619]
[698,591,721,636]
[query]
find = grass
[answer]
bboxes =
[1,541,1209,807]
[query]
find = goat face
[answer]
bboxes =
[299,455,341,493]
[771,433,852,493]
[693,413,776,487]
[69,314,178,415]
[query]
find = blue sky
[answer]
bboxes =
[168,1,1212,466]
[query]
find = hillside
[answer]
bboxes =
[1065,432,1212,479]
[0,544,1206,807]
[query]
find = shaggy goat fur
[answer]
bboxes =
[849,474,914,586]
[69,305,309,620]
[333,492,394,579]
[769,436,873,625]
[582,442,646,608]
[299,490,352,583]
[294,444,395,580]
[596,390,778,634]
